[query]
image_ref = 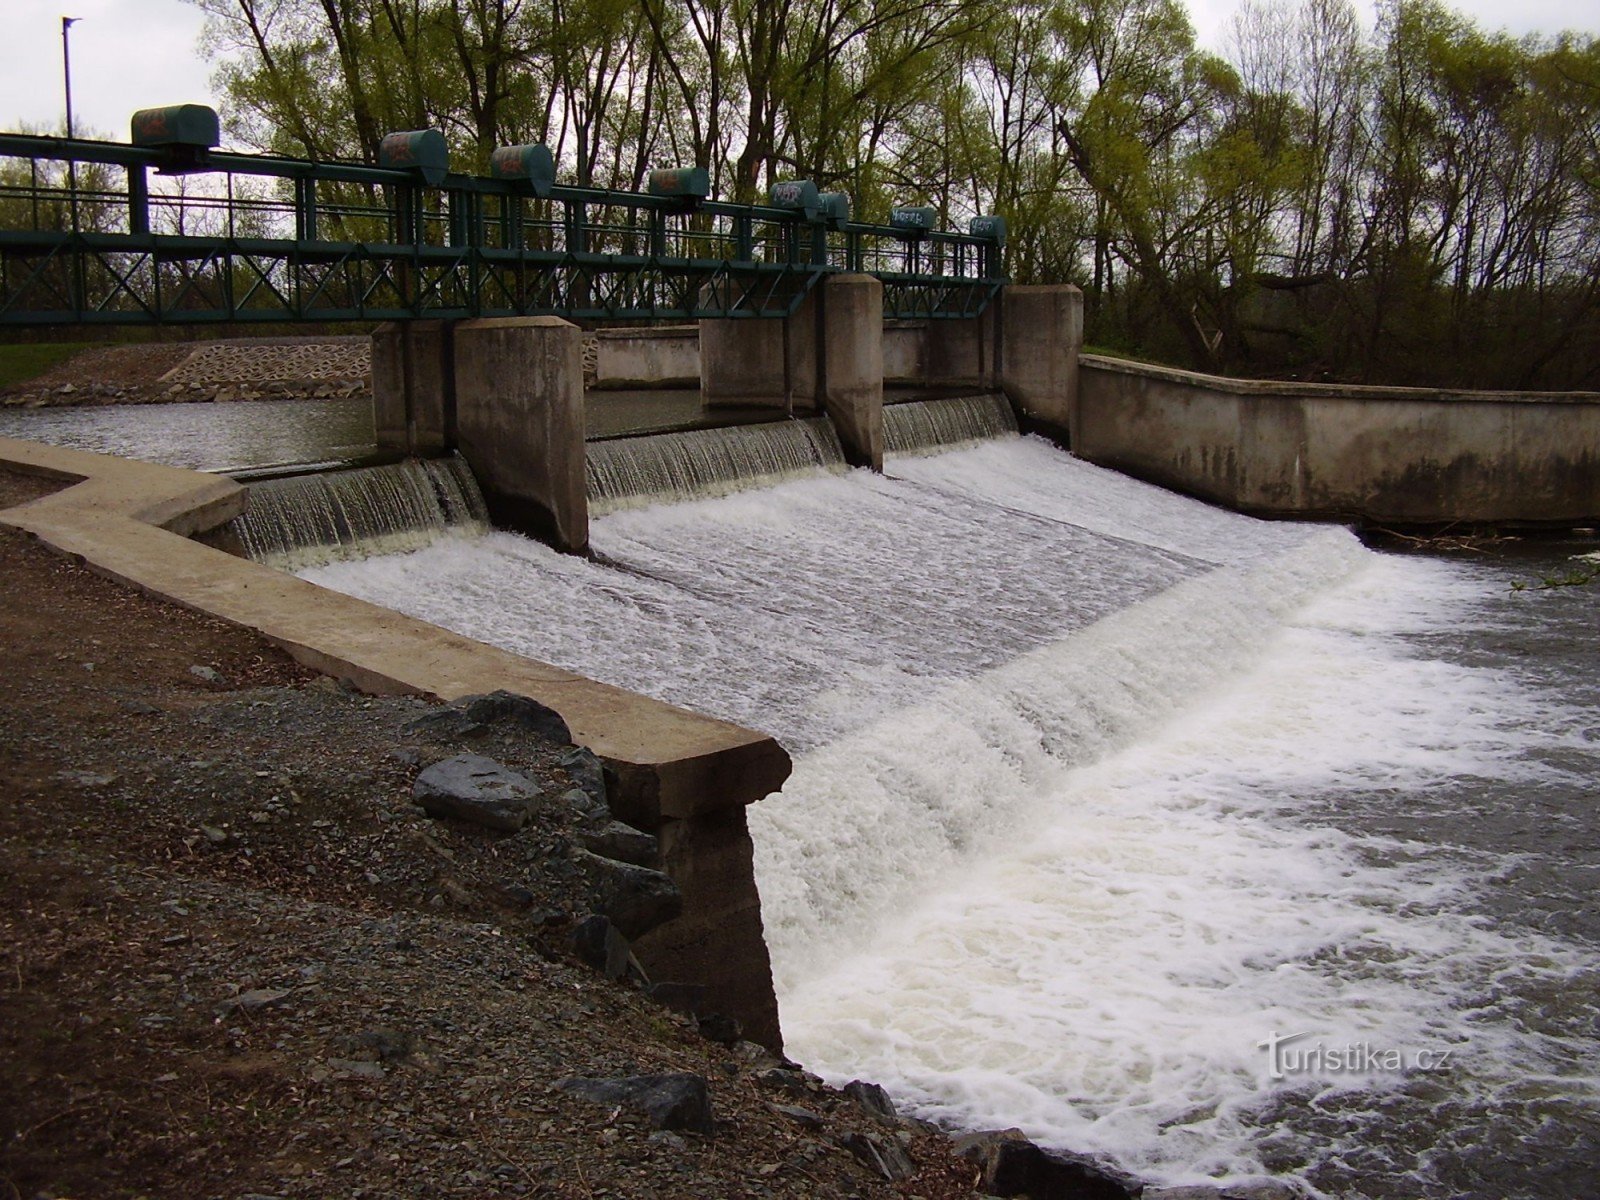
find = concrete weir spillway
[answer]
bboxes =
[3,292,1599,1058]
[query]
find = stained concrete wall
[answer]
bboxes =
[1077,354,1600,525]
[373,318,591,554]
[1000,286,1082,442]
[593,326,700,389]
[818,275,884,470]
[700,294,820,411]
[372,321,452,454]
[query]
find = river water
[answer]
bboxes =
[5,400,1594,1196]
[293,435,1600,1199]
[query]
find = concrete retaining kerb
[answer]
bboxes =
[0,435,792,1048]
[0,436,790,819]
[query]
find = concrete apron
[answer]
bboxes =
[0,435,791,1051]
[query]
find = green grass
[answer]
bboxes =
[0,342,91,389]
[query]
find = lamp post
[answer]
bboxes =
[62,16,80,235]
[61,16,79,139]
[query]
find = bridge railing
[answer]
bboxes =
[0,114,1005,326]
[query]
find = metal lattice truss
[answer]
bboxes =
[0,234,832,325]
[0,132,1006,327]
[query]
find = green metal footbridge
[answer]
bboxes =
[0,105,1006,328]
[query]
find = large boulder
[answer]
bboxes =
[413,754,544,832]
[404,690,572,744]
[579,820,658,866]
[557,1073,714,1133]
[954,1128,1142,1199]
[575,849,682,938]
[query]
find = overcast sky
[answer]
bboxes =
[2,0,1596,142]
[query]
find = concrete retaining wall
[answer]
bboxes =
[1076,355,1600,525]
[0,437,791,1049]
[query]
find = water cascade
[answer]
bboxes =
[883,393,1018,455]
[585,418,846,513]
[227,456,488,569]
[301,436,1600,1198]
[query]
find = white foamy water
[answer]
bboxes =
[302,437,1600,1196]
[773,552,1600,1191]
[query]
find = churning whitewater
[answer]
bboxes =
[302,434,1600,1197]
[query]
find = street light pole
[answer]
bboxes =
[61,16,79,139]
[62,16,80,237]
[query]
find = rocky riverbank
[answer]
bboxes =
[0,333,608,410]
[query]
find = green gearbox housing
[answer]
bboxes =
[130,105,220,150]
[890,205,939,237]
[379,130,450,186]
[647,167,711,204]
[491,143,556,197]
[968,215,1007,247]
[768,180,820,221]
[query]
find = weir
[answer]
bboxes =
[224,457,488,569]
[299,431,1600,1197]
[883,393,1018,455]
[586,419,847,514]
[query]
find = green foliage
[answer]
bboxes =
[0,343,91,390]
[177,0,1600,387]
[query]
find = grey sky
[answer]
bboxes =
[2,0,1596,144]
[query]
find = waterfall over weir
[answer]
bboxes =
[227,456,488,569]
[883,393,1018,455]
[301,436,1600,1198]
[585,418,846,513]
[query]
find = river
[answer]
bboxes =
[299,434,1599,1198]
[6,404,1596,1196]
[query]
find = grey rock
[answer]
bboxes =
[757,1067,821,1095]
[560,786,608,823]
[575,849,682,938]
[770,1104,823,1131]
[647,1130,688,1152]
[838,1131,915,1182]
[189,664,223,683]
[413,754,543,832]
[648,981,706,1017]
[955,1129,1142,1199]
[1146,1189,1228,1200]
[407,691,571,743]
[458,691,572,742]
[696,1013,742,1046]
[327,1057,386,1079]
[558,747,611,813]
[579,820,658,866]
[570,915,632,980]
[557,1073,714,1133]
[216,987,293,1014]
[843,1079,898,1125]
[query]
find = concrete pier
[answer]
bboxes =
[452,317,588,554]
[374,316,590,554]
[371,320,452,454]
